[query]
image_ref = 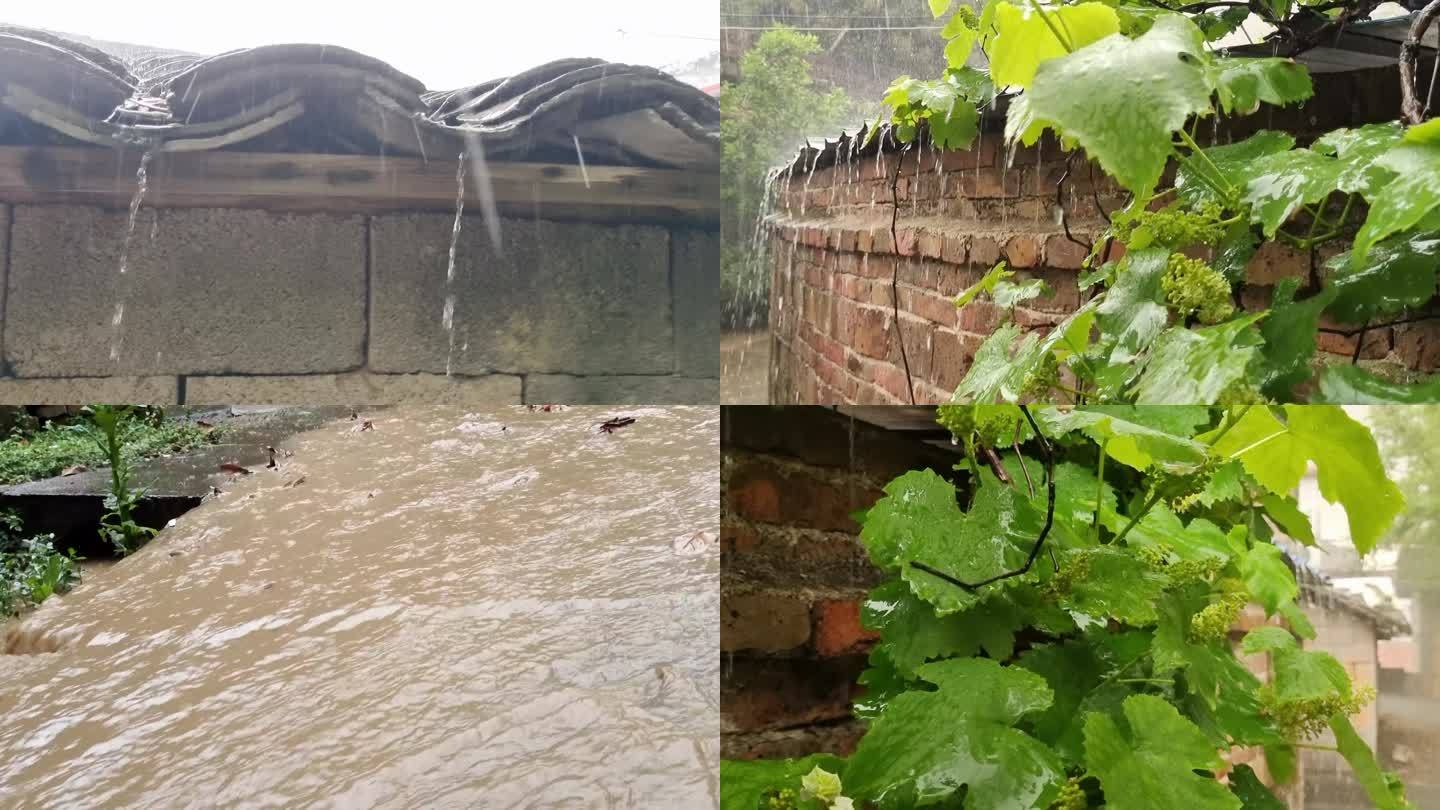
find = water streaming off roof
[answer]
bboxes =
[0,406,719,808]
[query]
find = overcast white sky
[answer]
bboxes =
[3,1,718,89]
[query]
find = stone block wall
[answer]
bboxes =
[765,66,1440,404]
[0,203,718,404]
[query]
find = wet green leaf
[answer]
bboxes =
[1097,248,1171,364]
[1210,405,1404,555]
[1209,57,1312,116]
[1312,122,1403,197]
[1238,543,1297,615]
[1240,149,1342,237]
[861,469,1040,615]
[1083,695,1241,810]
[1229,764,1286,809]
[1038,407,1209,471]
[863,580,1023,674]
[1353,139,1440,262]
[1258,278,1335,401]
[1055,547,1168,624]
[1177,130,1295,208]
[1330,713,1412,810]
[844,658,1063,809]
[985,1,1120,90]
[1325,232,1440,324]
[721,755,846,810]
[1316,365,1440,404]
[1131,313,1265,405]
[1260,493,1315,545]
[1024,15,1210,194]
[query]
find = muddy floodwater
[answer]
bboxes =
[0,407,719,808]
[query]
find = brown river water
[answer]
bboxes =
[0,406,719,808]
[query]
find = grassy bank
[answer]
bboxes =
[0,410,220,486]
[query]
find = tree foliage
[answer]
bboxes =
[722,405,1410,808]
[721,27,851,324]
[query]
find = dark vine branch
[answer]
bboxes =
[1057,153,1091,251]
[1318,312,1440,337]
[1400,0,1440,124]
[890,144,917,405]
[910,406,1058,590]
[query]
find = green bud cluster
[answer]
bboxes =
[1189,591,1248,642]
[1149,458,1222,511]
[1168,557,1228,586]
[936,404,1020,448]
[1021,354,1062,400]
[952,4,980,29]
[1112,202,1227,248]
[765,788,798,810]
[1261,684,1376,740]
[1049,777,1088,810]
[1043,551,1095,599]
[1162,254,1235,325]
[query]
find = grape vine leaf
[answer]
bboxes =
[1015,633,1146,764]
[1024,15,1211,194]
[1097,248,1171,364]
[1130,313,1266,405]
[1083,694,1241,810]
[843,658,1064,809]
[1311,122,1403,197]
[1177,130,1295,208]
[1228,764,1287,809]
[1330,713,1413,810]
[1353,138,1440,263]
[1038,407,1208,471]
[992,278,1050,309]
[1238,542,1298,615]
[954,305,1098,402]
[856,649,914,722]
[1121,507,1237,561]
[1208,57,1312,116]
[862,580,1024,675]
[1055,547,1168,624]
[984,1,1120,90]
[721,754,847,810]
[1260,492,1316,545]
[956,261,1014,307]
[1241,626,1350,702]
[1209,404,1404,555]
[1240,148,1343,237]
[1316,365,1440,404]
[930,0,952,16]
[861,469,1039,614]
[1258,278,1336,401]
[1325,232,1440,324]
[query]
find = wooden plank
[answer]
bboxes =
[838,406,946,433]
[0,145,718,224]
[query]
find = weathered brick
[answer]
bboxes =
[813,600,880,656]
[917,228,944,259]
[970,235,1002,267]
[941,232,968,265]
[721,592,811,653]
[1045,232,1091,269]
[895,226,918,257]
[1246,241,1308,286]
[1004,233,1043,268]
[851,307,894,360]
[721,656,866,733]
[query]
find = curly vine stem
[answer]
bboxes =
[1400,0,1440,125]
[909,405,1058,590]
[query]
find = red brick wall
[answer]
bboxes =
[765,66,1440,404]
[720,406,960,759]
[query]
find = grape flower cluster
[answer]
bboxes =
[1162,254,1235,325]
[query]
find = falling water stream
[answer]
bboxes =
[0,407,719,808]
[443,155,468,377]
[109,148,156,364]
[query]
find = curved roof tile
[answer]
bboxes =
[0,25,718,170]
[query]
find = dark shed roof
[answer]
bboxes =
[0,25,718,169]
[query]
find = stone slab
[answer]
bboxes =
[672,228,720,378]
[0,375,177,404]
[524,374,716,404]
[369,215,674,376]
[186,372,523,405]
[3,205,366,377]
